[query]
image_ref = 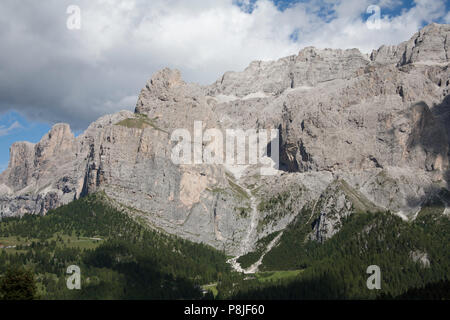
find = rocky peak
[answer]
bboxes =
[35,123,75,164]
[135,67,219,131]
[5,141,35,191]
[404,23,450,65]
[296,46,365,62]
[135,68,190,116]
[207,45,369,98]
[0,23,449,255]
[371,23,450,66]
[146,68,185,91]
[9,141,35,169]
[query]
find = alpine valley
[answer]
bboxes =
[1,23,449,300]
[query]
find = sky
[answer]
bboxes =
[0,0,449,173]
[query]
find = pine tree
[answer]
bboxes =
[0,267,38,300]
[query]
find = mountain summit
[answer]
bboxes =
[1,23,449,260]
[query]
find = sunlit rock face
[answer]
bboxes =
[1,23,449,255]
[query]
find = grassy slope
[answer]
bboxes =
[115,114,168,133]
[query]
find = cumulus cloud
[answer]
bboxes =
[0,121,22,137]
[0,0,448,129]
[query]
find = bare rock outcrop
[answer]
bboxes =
[371,23,450,66]
[1,23,450,255]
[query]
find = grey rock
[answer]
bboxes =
[410,250,431,268]
[1,24,450,257]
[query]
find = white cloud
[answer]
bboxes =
[0,0,448,129]
[0,121,22,137]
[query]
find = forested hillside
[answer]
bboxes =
[229,200,450,299]
[1,192,449,300]
[0,193,230,299]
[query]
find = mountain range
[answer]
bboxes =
[1,23,449,276]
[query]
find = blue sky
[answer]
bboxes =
[0,112,51,172]
[0,0,449,173]
[0,111,84,172]
[238,0,447,17]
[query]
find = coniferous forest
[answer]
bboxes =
[0,194,229,299]
[0,193,449,300]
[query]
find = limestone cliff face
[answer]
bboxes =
[371,23,450,66]
[0,123,79,216]
[207,47,369,97]
[0,23,449,255]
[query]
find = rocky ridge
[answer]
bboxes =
[1,23,449,260]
